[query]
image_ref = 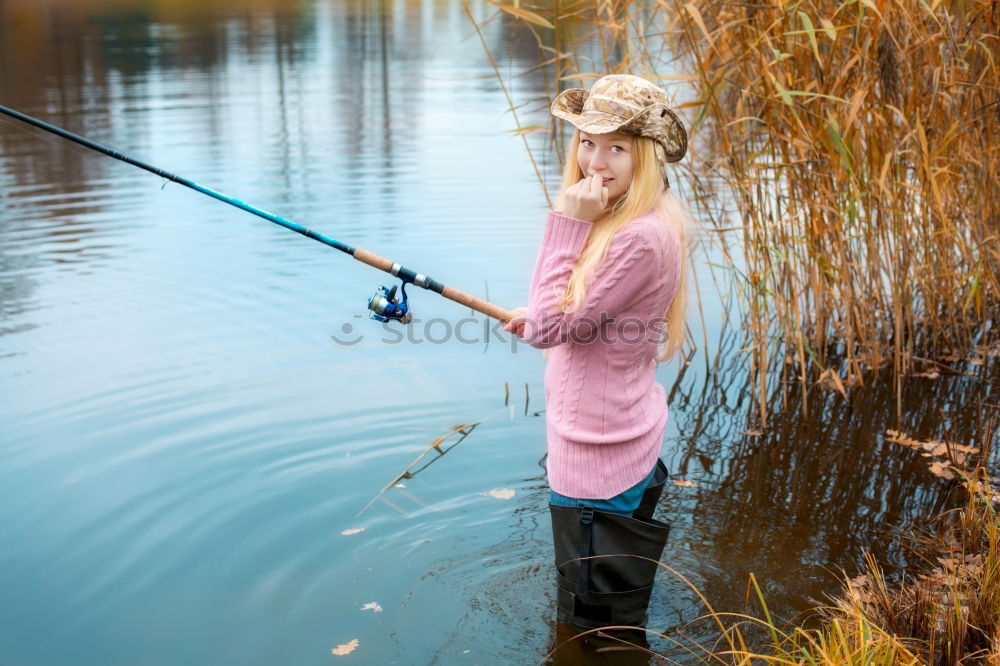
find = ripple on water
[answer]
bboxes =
[2,391,481,621]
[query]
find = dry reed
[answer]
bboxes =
[473,0,1000,424]
[823,467,1000,665]
[662,0,1000,425]
[546,466,998,664]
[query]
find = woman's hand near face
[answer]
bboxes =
[560,174,609,222]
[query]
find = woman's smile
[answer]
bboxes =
[577,131,634,204]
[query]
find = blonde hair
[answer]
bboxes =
[558,130,690,361]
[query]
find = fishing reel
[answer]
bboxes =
[367,281,412,323]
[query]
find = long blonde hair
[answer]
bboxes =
[558,130,690,361]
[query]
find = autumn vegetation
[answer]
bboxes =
[661,0,999,426]
[667,465,1000,664]
[466,0,1000,662]
[469,0,999,424]
[542,429,998,664]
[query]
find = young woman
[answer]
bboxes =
[503,73,689,627]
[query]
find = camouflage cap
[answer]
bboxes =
[551,74,687,165]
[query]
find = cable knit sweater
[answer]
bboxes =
[526,209,681,499]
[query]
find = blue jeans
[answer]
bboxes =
[549,463,658,516]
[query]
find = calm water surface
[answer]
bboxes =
[1,1,996,664]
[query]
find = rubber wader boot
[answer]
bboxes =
[549,503,670,628]
[633,458,668,521]
[549,619,651,665]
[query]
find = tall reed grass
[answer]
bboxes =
[663,0,1000,424]
[472,0,999,424]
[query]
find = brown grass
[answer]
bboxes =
[827,468,1000,664]
[545,467,998,664]
[473,0,1000,424]
[662,0,1000,424]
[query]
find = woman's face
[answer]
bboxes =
[576,132,635,204]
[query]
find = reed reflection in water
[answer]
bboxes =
[1,1,998,665]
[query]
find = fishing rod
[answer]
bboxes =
[0,105,514,325]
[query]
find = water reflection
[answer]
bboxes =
[0,0,558,336]
[1,1,997,665]
[653,329,998,651]
[545,624,653,665]
[532,342,997,662]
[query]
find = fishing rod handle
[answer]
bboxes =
[441,285,516,323]
[352,248,395,273]
[352,249,515,322]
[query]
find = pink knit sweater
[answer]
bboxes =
[526,209,681,499]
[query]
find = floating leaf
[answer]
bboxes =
[928,461,955,480]
[360,602,383,613]
[673,479,698,488]
[885,430,921,449]
[974,343,1000,358]
[341,527,366,536]
[481,488,516,500]
[928,441,949,457]
[331,639,359,656]
[886,430,974,460]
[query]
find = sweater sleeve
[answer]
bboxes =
[525,210,658,349]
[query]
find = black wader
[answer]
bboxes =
[549,459,670,628]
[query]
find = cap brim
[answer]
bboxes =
[550,88,589,117]
[557,110,633,134]
[624,104,687,162]
[551,90,688,162]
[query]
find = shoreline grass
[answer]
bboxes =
[546,466,998,664]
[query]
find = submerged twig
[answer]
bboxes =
[356,418,488,516]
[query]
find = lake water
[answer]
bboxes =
[0,1,995,664]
